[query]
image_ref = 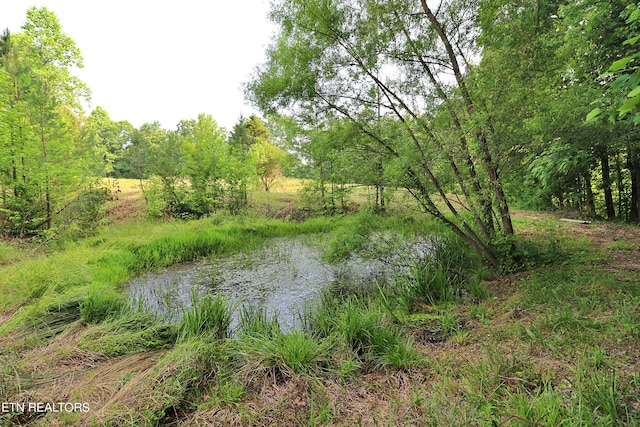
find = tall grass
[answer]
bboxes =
[237,305,281,338]
[395,232,486,311]
[178,292,232,341]
[240,331,328,377]
[80,289,129,323]
[303,291,420,370]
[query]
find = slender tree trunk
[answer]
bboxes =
[628,145,640,223]
[40,105,51,230]
[600,147,615,219]
[584,172,596,217]
[615,153,625,219]
[420,0,513,236]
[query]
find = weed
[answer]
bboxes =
[336,298,419,369]
[237,331,328,381]
[80,290,128,323]
[440,312,461,336]
[178,292,232,341]
[397,262,454,311]
[469,303,490,322]
[237,305,281,338]
[203,378,245,408]
[575,366,632,425]
[494,233,567,273]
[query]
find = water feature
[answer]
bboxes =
[126,233,430,331]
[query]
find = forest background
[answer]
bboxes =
[1,0,640,259]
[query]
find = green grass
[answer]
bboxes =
[178,293,232,341]
[80,312,177,356]
[2,209,640,426]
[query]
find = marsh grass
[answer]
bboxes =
[178,292,232,341]
[234,331,329,387]
[25,297,83,338]
[80,289,129,323]
[237,305,281,338]
[80,312,177,356]
[3,211,640,426]
[303,292,420,370]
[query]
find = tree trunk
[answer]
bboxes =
[615,153,625,219]
[40,106,51,230]
[421,0,513,236]
[600,147,615,219]
[628,145,640,223]
[584,172,596,218]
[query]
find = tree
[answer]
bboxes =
[248,0,516,265]
[82,107,133,178]
[255,139,286,192]
[0,8,89,236]
[179,114,228,214]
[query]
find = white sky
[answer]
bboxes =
[2,1,276,131]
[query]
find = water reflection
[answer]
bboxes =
[127,234,429,331]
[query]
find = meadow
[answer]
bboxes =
[0,180,639,426]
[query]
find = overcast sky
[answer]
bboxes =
[3,1,276,131]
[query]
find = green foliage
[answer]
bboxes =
[178,293,232,341]
[249,0,518,264]
[588,4,640,124]
[324,212,378,262]
[494,234,566,273]
[0,7,90,237]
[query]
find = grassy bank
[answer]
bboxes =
[1,211,639,426]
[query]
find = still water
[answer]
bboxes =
[127,234,429,331]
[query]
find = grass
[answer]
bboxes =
[1,208,640,425]
[178,293,232,341]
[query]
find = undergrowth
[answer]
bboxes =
[1,213,639,426]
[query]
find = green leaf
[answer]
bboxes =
[611,74,630,90]
[610,57,632,72]
[629,86,640,98]
[586,108,601,123]
[617,96,640,116]
[634,112,640,125]
[624,35,640,46]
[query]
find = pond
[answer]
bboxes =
[126,233,430,331]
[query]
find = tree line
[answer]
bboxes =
[0,7,289,237]
[2,2,640,265]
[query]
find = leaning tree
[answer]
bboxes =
[247,0,514,265]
